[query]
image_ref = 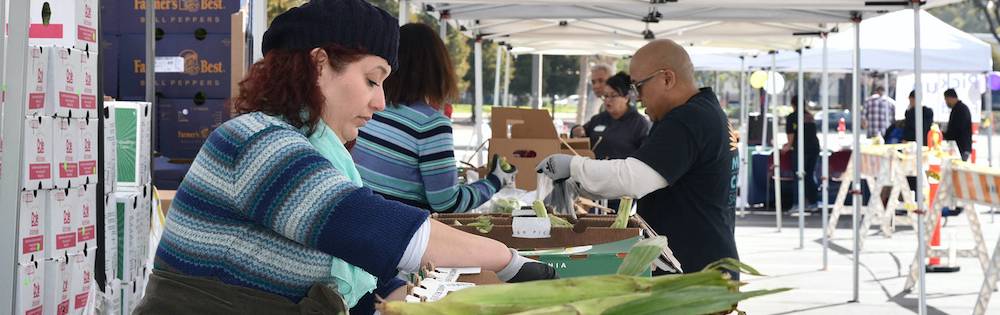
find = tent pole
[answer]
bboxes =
[884,72,890,97]
[771,52,782,232]
[987,72,994,169]
[912,4,927,315]
[797,47,806,250]
[494,44,503,107]
[740,57,749,217]
[399,0,408,25]
[821,31,830,271]
[532,55,544,109]
[474,38,485,165]
[439,12,447,41]
[851,13,862,303]
[504,49,512,107]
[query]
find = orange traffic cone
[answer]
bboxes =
[925,126,960,272]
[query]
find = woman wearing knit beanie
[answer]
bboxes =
[135,1,555,314]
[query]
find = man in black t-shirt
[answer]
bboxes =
[536,39,739,278]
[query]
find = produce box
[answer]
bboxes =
[118,34,232,99]
[18,190,47,263]
[23,116,54,190]
[29,0,99,50]
[156,98,228,159]
[15,262,44,315]
[112,101,152,189]
[487,108,593,190]
[43,256,71,315]
[101,36,120,99]
[521,237,646,278]
[46,188,79,259]
[52,117,80,188]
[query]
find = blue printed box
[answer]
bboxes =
[156,98,229,159]
[118,34,231,99]
[119,0,244,35]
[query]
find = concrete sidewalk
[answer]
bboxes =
[735,211,1000,314]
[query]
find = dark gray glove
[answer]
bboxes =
[496,249,559,283]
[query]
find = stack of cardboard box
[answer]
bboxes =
[15,1,101,314]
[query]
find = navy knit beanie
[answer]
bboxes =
[262,0,399,69]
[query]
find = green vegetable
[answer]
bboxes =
[467,215,493,233]
[611,197,633,229]
[549,216,573,228]
[492,198,520,213]
[500,156,513,172]
[616,236,667,277]
[532,200,548,218]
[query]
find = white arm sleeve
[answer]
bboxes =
[569,157,669,199]
[397,218,430,273]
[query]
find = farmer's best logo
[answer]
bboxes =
[134,0,226,12]
[132,46,226,89]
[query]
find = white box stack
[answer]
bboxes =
[15,2,105,315]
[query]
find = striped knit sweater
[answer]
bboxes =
[352,102,501,213]
[153,112,429,305]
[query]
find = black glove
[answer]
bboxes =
[496,249,559,283]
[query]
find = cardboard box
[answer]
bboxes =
[102,104,118,193]
[78,50,98,119]
[119,0,242,35]
[49,48,81,118]
[102,194,118,282]
[29,0,99,50]
[521,237,646,278]
[53,117,80,188]
[100,0,118,34]
[112,102,151,188]
[101,280,122,315]
[70,249,96,313]
[75,185,97,250]
[16,262,44,315]
[47,188,79,258]
[119,34,232,99]
[488,108,594,190]
[157,98,227,159]
[112,191,139,282]
[42,257,71,315]
[23,116,54,190]
[77,119,98,185]
[26,46,51,116]
[19,190,48,263]
[100,36,119,99]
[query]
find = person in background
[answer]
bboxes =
[943,88,973,161]
[780,96,820,210]
[862,86,896,138]
[904,90,934,145]
[580,72,652,160]
[137,3,555,314]
[353,23,514,213]
[536,39,739,278]
[571,64,615,137]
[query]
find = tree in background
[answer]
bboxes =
[934,0,1000,71]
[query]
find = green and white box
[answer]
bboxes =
[111,191,139,283]
[111,102,151,189]
[103,103,117,194]
[102,194,117,282]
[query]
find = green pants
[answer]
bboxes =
[135,270,347,315]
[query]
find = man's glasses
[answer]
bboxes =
[630,69,666,96]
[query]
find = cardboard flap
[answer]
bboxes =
[490,108,558,139]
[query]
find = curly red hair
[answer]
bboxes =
[233,44,367,134]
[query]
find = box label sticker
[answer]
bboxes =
[55,233,76,250]
[58,162,78,179]
[77,26,96,42]
[28,164,50,180]
[512,217,552,239]
[80,95,96,110]
[22,236,43,254]
[28,24,64,39]
[58,92,79,109]
[28,93,45,109]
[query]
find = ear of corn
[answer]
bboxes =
[602,285,791,315]
[616,236,666,277]
[467,215,493,233]
[532,200,548,218]
[610,197,633,229]
[500,156,513,172]
[549,215,573,228]
[702,258,764,277]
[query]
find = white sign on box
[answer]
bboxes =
[26,46,51,116]
[16,262,44,315]
[70,249,96,313]
[77,119,98,185]
[512,217,552,239]
[47,188,78,258]
[48,48,81,118]
[102,103,117,194]
[78,51,98,119]
[75,185,97,250]
[23,116,54,190]
[43,257,71,315]
[29,0,99,50]
[19,190,48,264]
[53,118,79,188]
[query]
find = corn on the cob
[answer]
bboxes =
[500,156,514,172]
[616,236,666,276]
[468,215,493,233]
[610,197,633,229]
[532,200,548,218]
[549,215,573,228]
[602,285,791,315]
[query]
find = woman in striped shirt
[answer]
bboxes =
[353,23,516,213]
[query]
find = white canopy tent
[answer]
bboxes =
[756,9,991,72]
[409,1,962,312]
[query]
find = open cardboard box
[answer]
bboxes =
[487,108,594,190]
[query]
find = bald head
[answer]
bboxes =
[631,39,696,86]
[629,39,700,121]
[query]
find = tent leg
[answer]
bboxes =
[851,13,862,303]
[770,52,783,232]
[821,31,830,270]
[912,4,927,315]
[740,57,749,216]
[474,39,485,165]
[797,47,806,250]
[494,44,502,107]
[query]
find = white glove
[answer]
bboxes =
[535,154,575,181]
[489,154,517,188]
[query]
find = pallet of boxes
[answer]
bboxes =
[13,0,102,314]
